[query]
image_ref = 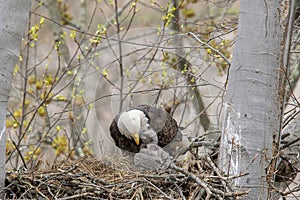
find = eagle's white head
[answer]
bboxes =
[117,109,148,145]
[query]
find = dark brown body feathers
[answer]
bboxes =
[109,104,179,153]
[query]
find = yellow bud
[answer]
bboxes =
[38,106,47,117]
[36,80,43,90]
[28,75,36,84]
[13,109,22,118]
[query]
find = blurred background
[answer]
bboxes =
[6,0,240,168]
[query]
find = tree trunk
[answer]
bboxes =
[219,1,287,199]
[0,0,31,193]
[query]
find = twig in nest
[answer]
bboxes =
[142,178,175,200]
[59,192,94,200]
[174,182,186,200]
[175,139,218,159]
[130,187,144,200]
[170,164,212,200]
[205,155,231,193]
[280,136,300,149]
[170,162,249,199]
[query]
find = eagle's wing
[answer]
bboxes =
[131,104,179,147]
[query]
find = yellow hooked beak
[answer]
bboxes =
[133,133,140,145]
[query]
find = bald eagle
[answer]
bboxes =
[109,104,179,153]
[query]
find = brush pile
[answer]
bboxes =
[5,154,248,199]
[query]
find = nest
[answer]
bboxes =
[5,156,248,199]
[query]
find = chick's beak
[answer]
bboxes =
[133,133,140,145]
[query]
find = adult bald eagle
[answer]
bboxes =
[109,104,179,153]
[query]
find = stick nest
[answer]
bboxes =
[5,156,247,199]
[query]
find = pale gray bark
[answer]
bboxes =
[219,1,285,199]
[0,0,31,192]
